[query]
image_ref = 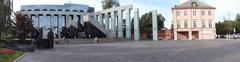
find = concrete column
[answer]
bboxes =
[99,14,103,26]
[74,15,78,22]
[174,30,178,40]
[152,10,158,41]
[134,9,140,41]
[66,14,70,27]
[50,14,54,29]
[105,13,109,30]
[189,31,192,40]
[58,15,62,38]
[35,14,40,29]
[118,10,123,38]
[126,9,131,39]
[94,14,98,22]
[43,14,47,29]
[80,15,84,26]
[111,11,116,38]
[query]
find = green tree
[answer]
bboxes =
[0,0,12,41]
[102,0,120,10]
[235,14,240,33]
[14,12,34,41]
[140,12,165,33]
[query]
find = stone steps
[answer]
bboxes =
[54,38,131,45]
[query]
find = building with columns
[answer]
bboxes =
[20,3,94,38]
[172,0,216,40]
[20,3,141,40]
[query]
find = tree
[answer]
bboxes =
[0,0,13,41]
[14,12,34,40]
[235,14,240,33]
[140,12,165,33]
[102,0,120,10]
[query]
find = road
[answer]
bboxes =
[18,40,240,62]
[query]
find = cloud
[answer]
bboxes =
[204,0,240,21]
[179,0,189,3]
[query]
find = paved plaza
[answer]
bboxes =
[18,40,240,62]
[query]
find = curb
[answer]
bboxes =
[13,52,28,62]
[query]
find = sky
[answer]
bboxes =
[13,0,240,29]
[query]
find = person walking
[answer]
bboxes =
[94,37,99,44]
[47,29,54,48]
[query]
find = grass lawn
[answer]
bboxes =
[0,48,24,62]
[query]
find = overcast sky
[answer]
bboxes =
[13,0,240,28]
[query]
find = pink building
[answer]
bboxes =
[172,0,216,40]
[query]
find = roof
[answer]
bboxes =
[172,0,216,9]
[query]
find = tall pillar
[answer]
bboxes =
[73,15,78,28]
[126,9,131,39]
[174,30,178,40]
[43,14,47,29]
[94,14,98,22]
[80,15,84,26]
[58,15,62,38]
[118,10,123,38]
[35,14,40,29]
[189,31,192,40]
[66,14,70,27]
[74,15,78,22]
[50,14,54,29]
[99,14,103,26]
[105,13,109,30]
[152,10,158,41]
[111,11,116,38]
[134,9,140,41]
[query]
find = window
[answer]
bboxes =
[57,9,62,11]
[193,20,197,28]
[209,20,212,28]
[42,9,47,11]
[65,9,70,11]
[20,9,25,11]
[176,11,180,16]
[193,10,196,16]
[184,11,187,16]
[201,11,205,16]
[202,21,206,28]
[27,9,31,11]
[184,20,188,28]
[177,20,181,28]
[80,10,84,12]
[208,11,212,16]
[34,9,40,11]
[50,9,56,11]
[72,10,78,12]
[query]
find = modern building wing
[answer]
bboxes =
[20,3,94,13]
[20,3,140,40]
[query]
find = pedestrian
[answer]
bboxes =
[94,37,99,44]
[47,29,54,48]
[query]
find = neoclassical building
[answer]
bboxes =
[20,3,141,40]
[172,0,216,40]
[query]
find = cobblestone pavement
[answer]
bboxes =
[18,40,240,62]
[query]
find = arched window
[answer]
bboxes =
[27,9,32,11]
[34,9,40,11]
[191,2,198,7]
[20,9,25,11]
[50,9,56,11]
[72,10,78,12]
[42,9,47,11]
[65,9,70,11]
[58,9,62,11]
[80,10,84,12]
